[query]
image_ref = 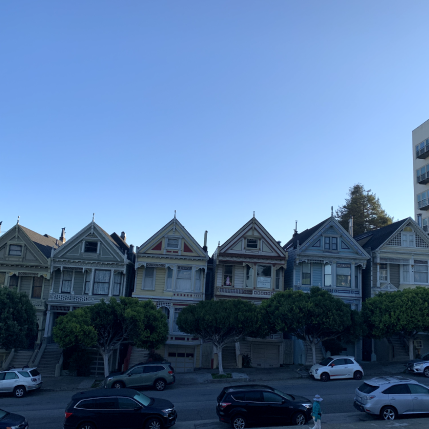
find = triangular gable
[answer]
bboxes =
[379,218,429,250]
[379,282,398,292]
[219,217,286,258]
[137,217,207,259]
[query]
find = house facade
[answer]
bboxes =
[132,216,208,373]
[284,215,369,363]
[355,217,429,361]
[211,215,288,369]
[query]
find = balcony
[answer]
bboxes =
[49,293,97,303]
[416,142,429,159]
[417,171,429,185]
[295,285,360,297]
[418,198,429,211]
[216,286,274,298]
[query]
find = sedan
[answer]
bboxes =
[0,408,28,429]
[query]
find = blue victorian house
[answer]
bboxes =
[284,215,369,364]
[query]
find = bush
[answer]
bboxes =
[322,338,344,356]
[63,346,93,376]
[146,349,165,363]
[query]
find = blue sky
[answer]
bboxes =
[1,1,428,251]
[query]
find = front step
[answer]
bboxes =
[221,344,237,369]
[37,344,62,376]
[11,349,34,368]
[305,344,324,366]
[390,336,409,361]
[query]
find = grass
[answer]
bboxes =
[211,373,232,379]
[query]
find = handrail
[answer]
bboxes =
[33,338,47,367]
[2,349,15,370]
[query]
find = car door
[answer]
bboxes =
[262,391,290,424]
[383,384,412,414]
[243,391,265,425]
[142,366,160,386]
[344,359,355,378]
[2,372,19,392]
[409,384,429,413]
[0,373,6,392]
[125,366,145,388]
[329,359,347,379]
[116,397,143,429]
[78,398,117,429]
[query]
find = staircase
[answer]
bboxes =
[221,344,237,369]
[37,344,62,376]
[305,343,324,366]
[390,335,409,361]
[129,347,149,367]
[11,349,34,369]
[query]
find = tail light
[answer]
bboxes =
[219,402,231,409]
[168,370,174,375]
[65,412,73,419]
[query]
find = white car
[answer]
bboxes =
[309,356,364,382]
[0,367,42,397]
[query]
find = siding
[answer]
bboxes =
[295,265,301,285]
[216,266,223,287]
[312,263,322,286]
[73,271,85,295]
[234,266,244,288]
[42,279,51,300]
[135,268,144,293]
[20,276,32,296]
[155,268,166,293]
[390,264,400,288]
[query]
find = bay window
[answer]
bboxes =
[93,270,110,295]
[402,265,410,283]
[275,269,282,290]
[194,269,202,292]
[302,263,311,285]
[336,264,351,287]
[379,264,388,281]
[143,267,155,290]
[61,271,73,293]
[176,267,192,292]
[173,308,183,333]
[113,272,122,296]
[166,267,173,290]
[9,275,18,289]
[31,276,43,299]
[257,265,272,288]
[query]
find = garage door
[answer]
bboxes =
[251,344,280,368]
[167,346,195,373]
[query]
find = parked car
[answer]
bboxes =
[354,376,429,420]
[309,356,364,382]
[63,388,177,429]
[216,384,312,428]
[406,354,429,377]
[0,367,42,398]
[0,408,28,429]
[104,362,175,391]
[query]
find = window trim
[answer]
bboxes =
[93,269,111,295]
[223,265,234,287]
[8,244,23,256]
[166,237,180,250]
[83,241,99,254]
[245,238,259,250]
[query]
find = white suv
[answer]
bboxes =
[309,356,364,382]
[0,367,42,398]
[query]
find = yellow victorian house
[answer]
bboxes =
[131,215,208,372]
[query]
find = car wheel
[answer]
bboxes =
[112,381,125,389]
[381,406,397,421]
[320,372,330,382]
[424,367,429,378]
[292,411,306,425]
[231,415,246,429]
[353,370,363,380]
[78,423,97,429]
[13,386,26,398]
[145,417,162,429]
[154,378,166,391]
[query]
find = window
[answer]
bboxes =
[337,264,351,287]
[224,265,233,286]
[9,245,22,256]
[9,275,18,288]
[61,271,73,293]
[176,267,192,292]
[84,271,91,294]
[166,267,173,290]
[118,397,139,410]
[194,268,202,292]
[5,372,18,380]
[324,237,330,250]
[129,366,143,375]
[31,276,43,299]
[382,384,411,395]
[379,264,388,282]
[93,270,111,295]
[302,263,311,285]
[402,265,410,283]
[415,260,428,283]
[275,269,281,290]
[324,265,332,287]
[246,265,253,288]
[262,392,282,403]
[113,272,122,296]
[143,267,155,290]
[144,365,163,373]
[408,384,429,394]
[18,371,30,377]
[231,392,245,401]
[160,306,170,321]
[257,265,272,288]
[246,238,258,249]
[245,391,263,402]
[418,214,423,226]
[173,308,182,333]
[331,237,338,250]
[418,191,428,209]
[401,230,415,247]
[84,241,98,253]
[331,359,346,366]
[324,237,338,251]
[166,238,179,249]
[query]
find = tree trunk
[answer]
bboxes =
[102,351,111,377]
[409,338,414,360]
[311,342,317,365]
[218,345,224,375]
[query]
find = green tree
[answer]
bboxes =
[260,287,358,365]
[336,184,393,236]
[54,297,168,377]
[0,288,37,350]
[176,299,261,374]
[362,288,429,359]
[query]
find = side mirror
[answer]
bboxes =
[330,364,335,367]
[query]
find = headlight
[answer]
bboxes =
[302,403,312,408]
[107,377,113,381]
[162,408,174,415]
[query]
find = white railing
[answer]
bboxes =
[172,292,204,300]
[295,285,360,295]
[49,293,97,302]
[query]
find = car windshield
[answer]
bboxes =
[133,392,151,407]
[273,388,294,401]
[319,358,333,366]
[0,410,9,419]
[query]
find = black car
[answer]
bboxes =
[63,388,177,429]
[216,385,312,428]
[0,408,28,429]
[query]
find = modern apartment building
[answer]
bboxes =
[413,118,429,231]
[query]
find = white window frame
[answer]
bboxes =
[84,270,92,294]
[379,263,388,282]
[142,267,156,290]
[8,244,23,256]
[166,237,180,249]
[401,264,411,283]
[176,266,192,292]
[245,238,259,250]
[172,307,183,333]
[256,264,272,289]
[414,260,429,284]
[401,232,415,248]
[324,264,332,287]
[93,269,111,295]
[61,270,74,293]
[113,272,123,296]
[223,265,234,287]
[165,267,173,291]
[275,268,282,290]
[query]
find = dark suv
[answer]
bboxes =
[216,384,312,428]
[63,388,177,429]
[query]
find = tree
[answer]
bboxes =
[336,184,393,236]
[362,288,429,359]
[260,287,357,365]
[54,297,169,376]
[176,300,261,374]
[0,288,38,350]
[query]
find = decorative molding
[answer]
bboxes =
[216,287,274,298]
[49,293,97,303]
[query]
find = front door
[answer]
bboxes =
[409,384,429,413]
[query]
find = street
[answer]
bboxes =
[1,374,429,428]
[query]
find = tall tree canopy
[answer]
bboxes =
[260,287,359,365]
[176,299,261,374]
[336,184,393,236]
[0,288,37,350]
[54,297,168,376]
[362,288,429,359]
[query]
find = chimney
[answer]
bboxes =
[349,217,354,237]
[59,227,66,244]
[293,220,298,237]
[121,231,126,242]
[0,221,2,234]
[127,244,135,262]
[203,231,208,252]
[277,240,282,246]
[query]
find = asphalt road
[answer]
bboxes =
[0,374,428,429]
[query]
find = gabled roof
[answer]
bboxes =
[284,218,330,250]
[110,232,130,252]
[20,225,62,258]
[354,218,409,250]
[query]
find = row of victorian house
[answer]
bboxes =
[1,213,428,375]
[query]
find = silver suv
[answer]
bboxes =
[354,376,429,420]
[0,367,42,398]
